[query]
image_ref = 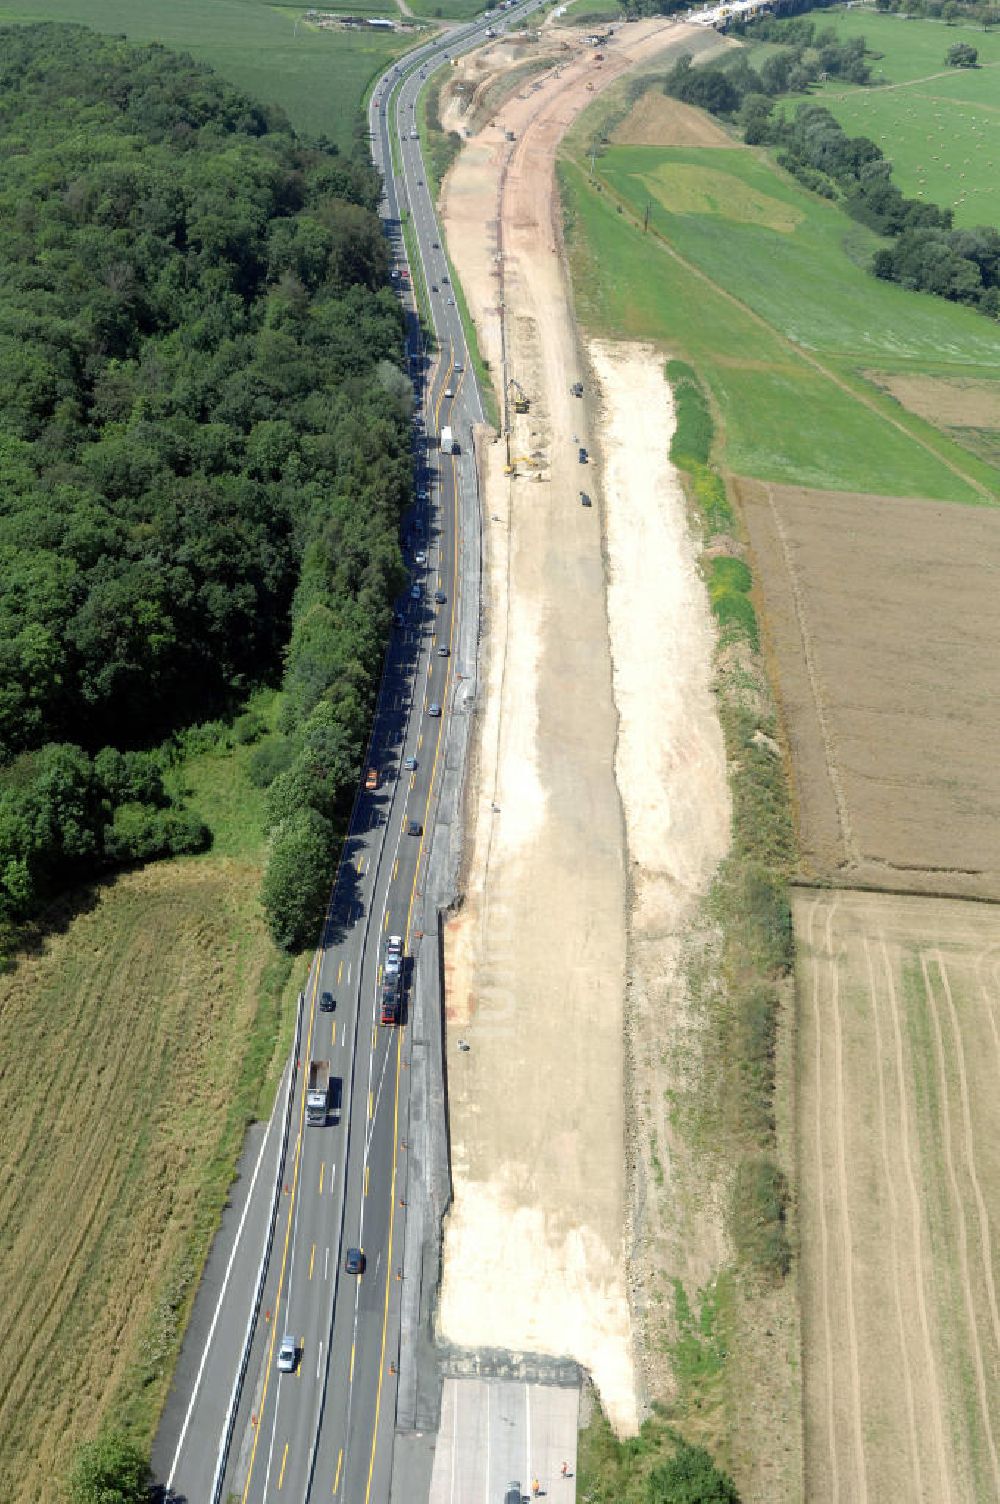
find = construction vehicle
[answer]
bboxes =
[508,378,530,414]
[307,1061,332,1125]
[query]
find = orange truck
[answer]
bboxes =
[365,767,379,791]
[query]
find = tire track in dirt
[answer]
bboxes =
[880,934,952,1500]
[934,953,1000,1459]
[806,894,840,1501]
[921,952,1000,1493]
[862,935,923,1500]
[827,903,868,1504]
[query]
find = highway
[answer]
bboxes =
[198,8,540,1504]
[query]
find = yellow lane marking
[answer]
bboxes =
[409,774,416,791]
[417,733,424,750]
[350,1344,356,1382]
[309,1243,316,1280]
[333,1449,344,1495]
[332,1020,337,1047]
[372,1028,377,1051]
[278,1443,289,1491]
[393,857,399,880]
[319,1162,325,1195]
[365,1164,371,1196]
[337,960,344,985]
[377,964,383,984]
[368,1090,374,1119]
[383,909,390,932]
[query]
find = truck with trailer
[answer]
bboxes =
[380,972,401,1026]
[440,425,457,455]
[307,1060,332,1125]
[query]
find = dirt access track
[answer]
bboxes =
[795,888,1000,1503]
[435,20,729,1431]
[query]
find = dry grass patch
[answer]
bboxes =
[795,887,1000,1503]
[738,477,1000,900]
[868,372,1000,430]
[613,89,733,148]
[0,856,292,1503]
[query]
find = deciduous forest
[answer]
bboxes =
[0,26,411,942]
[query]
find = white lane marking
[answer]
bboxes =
[330,1161,337,1193]
[525,1382,532,1497]
[481,1383,487,1504]
[316,1340,324,1380]
[261,1373,282,1498]
[165,1065,285,1490]
[324,1246,330,1281]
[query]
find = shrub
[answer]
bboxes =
[730,1157,791,1280]
[261,806,335,950]
[68,1434,151,1504]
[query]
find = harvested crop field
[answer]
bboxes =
[612,89,733,147]
[795,887,1000,1503]
[738,478,1000,900]
[0,857,287,1503]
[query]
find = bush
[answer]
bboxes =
[707,556,759,649]
[730,1157,791,1280]
[649,1438,741,1503]
[248,735,295,788]
[667,360,714,468]
[68,1434,151,1504]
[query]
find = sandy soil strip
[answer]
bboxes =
[437,22,729,1431]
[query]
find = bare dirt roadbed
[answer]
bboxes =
[437,22,727,1432]
[795,887,1000,1504]
[739,478,1000,899]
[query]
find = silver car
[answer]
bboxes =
[277,1335,297,1373]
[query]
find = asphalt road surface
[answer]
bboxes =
[159,9,546,1502]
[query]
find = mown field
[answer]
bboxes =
[795,889,1000,1503]
[559,127,1000,498]
[0,720,302,1502]
[0,0,412,148]
[778,11,1000,230]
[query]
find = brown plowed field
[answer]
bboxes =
[795,887,1000,1503]
[739,478,1000,899]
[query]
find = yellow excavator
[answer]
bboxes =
[507,378,530,414]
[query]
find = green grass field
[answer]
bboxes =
[404,0,484,18]
[0,0,414,149]
[759,11,1000,229]
[560,138,1000,499]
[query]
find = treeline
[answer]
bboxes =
[0,26,411,935]
[874,0,1000,22]
[663,25,870,116]
[664,42,1000,316]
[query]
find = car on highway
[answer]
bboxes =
[454,362,464,372]
[437,644,450,657]
[578,447,588,463]
[441,274,450,283]
[580,492,592,507]
[415,549,428,565]
[320,991,335,1012]
[277,1335,298,1373]
[443,387,454,398]
[432,240,440,249]
[446,296,455,305]
[411,583,421,599]
[505,1485,522,1504]
[345,1247,365,1275]
[407,819,423,837]
[404,755,418,771]
[393,611,405,627]
[434,589,447,604]
[431,283,438,293]
[428,702,442,717]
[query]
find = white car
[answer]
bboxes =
[444,386,454,398]
[277,1335,297,1373]
[415,550,428,566]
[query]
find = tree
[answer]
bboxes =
[68,1434,150,1504]
[945,41,979,64]
[649,1438,741,1503]
[261,806,334,950]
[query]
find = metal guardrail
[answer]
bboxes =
[210,986,306,1504]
